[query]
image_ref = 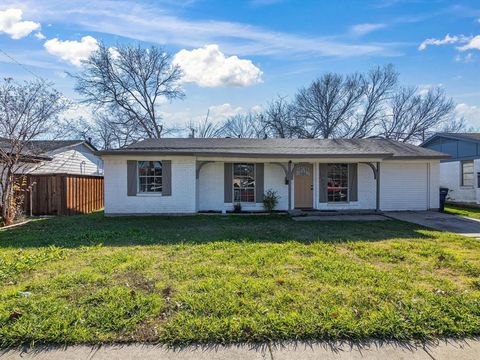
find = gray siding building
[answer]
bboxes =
[422,133,480,204]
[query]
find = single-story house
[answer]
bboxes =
[421,133,480,205]
[97,138,447,215]
[16,139,103,176]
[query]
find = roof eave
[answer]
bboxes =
[387,155,451,160]
[421,133,480,147]
[19,154,52,162]
[96,150,445,159]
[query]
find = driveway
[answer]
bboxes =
[387,211,480,238]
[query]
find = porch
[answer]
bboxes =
[195,160,382,213]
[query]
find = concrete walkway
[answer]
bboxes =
[1,340,480,360]
[387,211,480,238]
[293,214,389,222]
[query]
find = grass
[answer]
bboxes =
[445,204,480,219]
[0,212,479,347]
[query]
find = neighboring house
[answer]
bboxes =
[0,138,104,216]
[98,138,447,215]
[421,133,480,204]
[18,140,103,176]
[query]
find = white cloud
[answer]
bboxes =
[173,44,263,87]
[454,52,474,63]
[351,23,386,36]
[161,103,260,132]
[207,103,244,123]
[418,83,443,96]
[34,31,45,40]
[455,103,480,128]
[3,0,395,58]
[250,104,263,114]
[418,34,468,51]
[458,35,480,51]
[62,102,94,121]
[43,35,98,66]
[0,8,40,39]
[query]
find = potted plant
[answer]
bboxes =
[233,202,242,213]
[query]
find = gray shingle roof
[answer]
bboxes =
[0,138,51,161]
[26,140,90,153]
[98,138,448,159]
[0,139,96,160]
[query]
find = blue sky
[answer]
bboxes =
[0,0,479,131]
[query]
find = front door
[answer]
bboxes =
[294,163,313,209]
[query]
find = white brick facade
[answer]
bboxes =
[104,157,197,215]
[103,156,441,214]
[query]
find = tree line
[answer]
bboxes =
[64,44,463,147]
[194,65,463,143]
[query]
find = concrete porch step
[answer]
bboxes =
[292,214,390,221]
[289,209,383,217]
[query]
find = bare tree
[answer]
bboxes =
[220,113,265,138]
[293,72,366,138]
[186,110,223,138]
[255,65,456,143]
[64,110,141,149]
[72,43,184,140]
[347,65,398,138]
[261,96,296,138]
[291,65,399,139]
[381,86,455,142]
[0,78,69,225]
[95,112,142,149]
[440,117,468,133]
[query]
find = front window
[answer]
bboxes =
[233,163,255,202]
[327,163,348,202]
[138,161,162,193]
[461,160,474,187]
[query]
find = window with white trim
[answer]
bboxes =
[327,163,349,202]
[233,163,255,202]
[138,161,162,193]
[461,160,474,187]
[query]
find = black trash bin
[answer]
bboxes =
[439,187,449,212]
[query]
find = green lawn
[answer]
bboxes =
[445,204,480,220]
[0,212,479,347]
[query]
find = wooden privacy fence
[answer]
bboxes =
[19,174,104,216]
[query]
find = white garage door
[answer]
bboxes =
[380,162,428,211]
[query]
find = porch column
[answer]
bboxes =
[196,161,213,179]
[376,162,381,212]
[361,162,381,212]
[288,161,292,210]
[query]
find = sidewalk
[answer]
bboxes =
[1,340,479,360]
